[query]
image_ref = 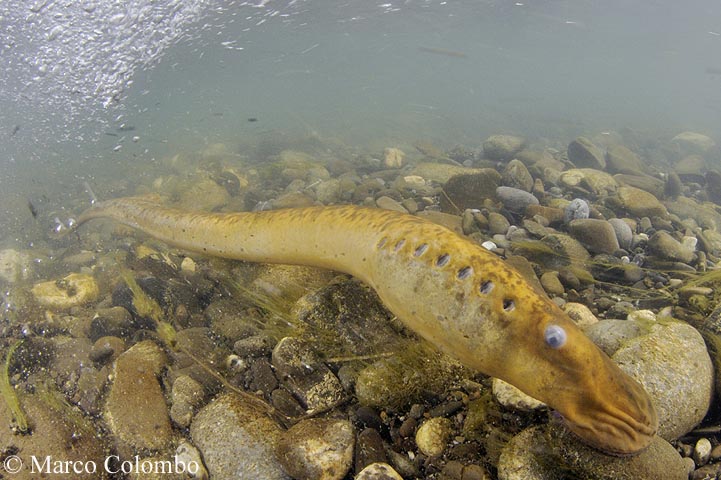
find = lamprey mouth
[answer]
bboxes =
[557,361,658,455]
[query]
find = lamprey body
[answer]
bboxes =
[78,197,658,454]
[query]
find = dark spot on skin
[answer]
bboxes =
[436,253,450,267]
[457,266,472,279]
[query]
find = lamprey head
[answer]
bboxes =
[492,299,658,455]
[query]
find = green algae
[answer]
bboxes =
[0,340,29,433]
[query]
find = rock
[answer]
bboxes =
[560,169,618,196]
[563,198,590,224]
[416,210,464,235]
[664,171,683,199]
[568,137,606,169]
[706,170,721,204]
[568,219,620,254]
[0,375,110,479]
[293,280,398,355]
[482,134,526,161]
[178,177,230,211]
[563,302,598,328]
[584,319,644,357]
[104,340,172,453]
[272,337,344,411]
[275,418,355,480]
[496,186,538,213]
[355,428,387,471]
[488,212,511,235]
[441,169,501,213]
[32,273,99,310]
[383,147,405,168]
[175,441,209,480]
[694,438,712,466]
[526,205,565,224]
[375,196,408,213]
[497,423,687,480]
[613,173,665,198]
[234,334,275,357]
[613,320,713,441]
[315,178,342,204]
[415,417,453,456]
[665,196,721,230]
[355,463,404,480]
[89,306,135,341]
[605,144,646,175]
[355,353,466,408]
[647,231,695,263]
[89,336,125,364]
[0,248,30,283]
[540,271,564,296]
[180,256,196,273]
[251,264,336,303]
[674,155,707,182]
[616,185,667,217]
[410,163,484,184]
[501,159,534,192]
[170,375,206,428]
[608,218,633,250]
[492,378,545,411]
[671,131,716,156]
[191,393,287,480]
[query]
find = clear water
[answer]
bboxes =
[1,0,720,242]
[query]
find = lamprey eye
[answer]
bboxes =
[414,243,429,257]
[436,253,450,267]
[544,324,567,349]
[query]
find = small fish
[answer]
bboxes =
[11,125,20,136]
[247,117,258,122]
[117,125,136,132]
[27,200,38,218]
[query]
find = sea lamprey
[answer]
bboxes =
[77,197,658,455]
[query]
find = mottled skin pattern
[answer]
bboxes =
[78,198,658,454]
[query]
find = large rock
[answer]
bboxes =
[191,393,288,480]
[501,159,534,192]
[497,424,686,480]
[671,131,716,156]
[612,320,713,441]
[616,185,667,217]
[275,418,355,480]
[559,168,617,196]
[605,144,646,175]
[567,219,620,254]
[482,134,526,161]
[0,376,110,479]
[104,341,173,453]
[32,273,99,310]
[440,169,501,213]
[568,137,606,169]
[647,231,696,263]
